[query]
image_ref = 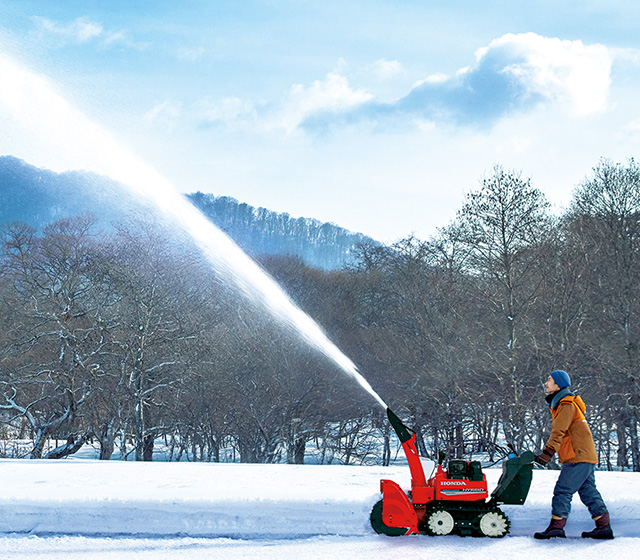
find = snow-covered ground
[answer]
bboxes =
[0,458,638,559]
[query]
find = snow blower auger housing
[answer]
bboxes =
[370,408,535,538]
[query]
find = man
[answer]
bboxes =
[533,369,614,540]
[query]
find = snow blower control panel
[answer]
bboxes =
[410,457,489,504]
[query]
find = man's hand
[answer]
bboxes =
[535,447,555,466]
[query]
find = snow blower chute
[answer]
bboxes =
[370,408,535,537]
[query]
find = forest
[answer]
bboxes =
[187,191,377,270]
[0,156,374,271]
[0,158,639,471]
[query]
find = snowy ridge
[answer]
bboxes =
[1,460,639,539]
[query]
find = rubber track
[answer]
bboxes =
[421,501,510,537]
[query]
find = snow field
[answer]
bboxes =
[0,534,631,560]
[0,459,638,559]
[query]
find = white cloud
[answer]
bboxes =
[622,118,640,134]
[280,72,373,133]
[149,72,373,136]
[478,33,613,117]
[144,100,183,130]
[195,96,257,128]
[145,33,624,143]
[34,16,103,43]
[31,16,139,49]
[103,30,128,45]
[177,46,207,62]
[492,134,532,155]
[412,72,449,88]
[370,58,404,80]
[293,33,617,134]
[144,96,259,132]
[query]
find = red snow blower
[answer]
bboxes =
[370,408,535,537]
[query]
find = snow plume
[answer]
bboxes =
[0,50,387,411]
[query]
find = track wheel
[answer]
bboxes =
[370,500,410,536]
[426,508,455,536]
[478,510,510,538]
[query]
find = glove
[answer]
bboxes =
[535,447,555,466]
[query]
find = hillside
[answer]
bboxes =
[0,156,377,269]
[188,192,377,269]
[0,155,146,228]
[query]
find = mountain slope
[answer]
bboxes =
[188,192,377,269]
[0,156,377,269]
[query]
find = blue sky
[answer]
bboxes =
[2,1,640,241]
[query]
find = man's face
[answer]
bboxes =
[545,375,560,394]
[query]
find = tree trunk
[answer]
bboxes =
[99,422,117,460]
[143,434,154,461]
[382,430,390,467]
[617,422,628,470]
[415,425,428,456]
[119,425,129,460]
[134,390,145,462]
[294,435,305,464]
[630,411,640,472]
[605,420,613,471]
[455,422,464,459]
[30,428,49,459]
[45,433,88,459]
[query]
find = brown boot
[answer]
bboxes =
[534,517,567,539]
[582,512,614,539]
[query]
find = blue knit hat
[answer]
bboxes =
[550,370,571,389]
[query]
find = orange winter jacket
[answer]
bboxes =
[545,394,598,464]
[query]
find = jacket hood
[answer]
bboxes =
[573,394,586,413]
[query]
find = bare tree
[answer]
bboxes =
[571,158,640,470]
[0,217,108,458]
[453,166,551,448]
[103,224,197,461]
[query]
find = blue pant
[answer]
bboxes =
[551,462,608,519]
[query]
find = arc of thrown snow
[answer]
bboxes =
[0,51,388,411]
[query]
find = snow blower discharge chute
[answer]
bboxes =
[371,408,535,538]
